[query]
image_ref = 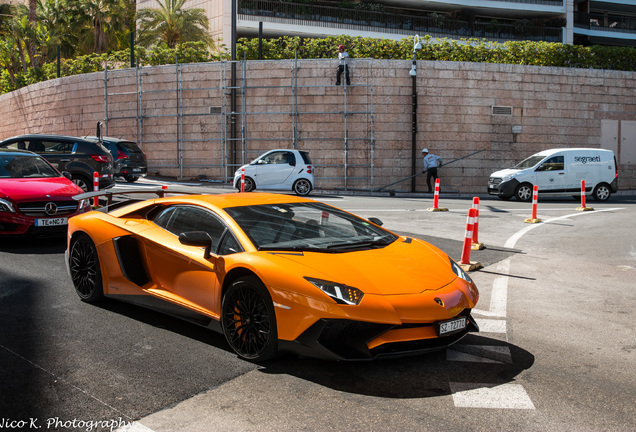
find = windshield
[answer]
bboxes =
[513,155,545,169]
[0,154,61,178]
[225,202,398,252]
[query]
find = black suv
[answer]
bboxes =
[0,134,114,191]
[86,136,147,183]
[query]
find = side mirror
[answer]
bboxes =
[179,231,214,258]
[368,217,383,227]
[535,165,546,172]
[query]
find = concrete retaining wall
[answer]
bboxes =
[1,59,634,193]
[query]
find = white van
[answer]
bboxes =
[488,148,618,201]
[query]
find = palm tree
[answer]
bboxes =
[66,0,129,54]
[137,0,214,49]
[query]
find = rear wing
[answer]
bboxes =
[73,187,205,212]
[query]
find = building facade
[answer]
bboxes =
[134,1,636,49]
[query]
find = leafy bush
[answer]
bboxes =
[2,36,635,94]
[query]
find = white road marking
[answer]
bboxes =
[474,318,507,333]
[450,383,535,409]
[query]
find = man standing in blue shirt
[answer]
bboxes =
[422,148,442,193]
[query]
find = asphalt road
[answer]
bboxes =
[1,181,634,432]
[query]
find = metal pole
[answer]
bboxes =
[259,22,263,60]
[56,45,61,78]
[411,53,417,193]
[130,31,135,69]
[230,0,237,172]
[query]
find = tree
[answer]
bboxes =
[66,0,129,54]
[137,0,214,49]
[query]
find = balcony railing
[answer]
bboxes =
[238,0,562,43]
[574,12,636,34]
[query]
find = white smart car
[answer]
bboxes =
[233,149,314,196]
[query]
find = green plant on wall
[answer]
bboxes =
[2,35,636,94]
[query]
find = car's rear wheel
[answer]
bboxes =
[592,183,611,201]
[69,233,104,303]
[293,179,312,196]
[221,276,278,361]
[72,174,91,192]
[515,183,533,202]
[124,175,139,183]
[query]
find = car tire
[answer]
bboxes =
[124,175,139,183]
[69,233,104,303]
[592,183,611,201]
[236,177,255,192]
[293,179,312,196]
[221,275,278,362]
[515,183,533,202]
[72,174,92,192]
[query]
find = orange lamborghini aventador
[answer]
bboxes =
[66,190,479,361]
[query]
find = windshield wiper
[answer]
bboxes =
[326,237,393,250]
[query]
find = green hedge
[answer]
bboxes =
[2,36,635,94]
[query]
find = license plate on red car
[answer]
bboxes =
[436,317,467,336]
[35,218,67,227]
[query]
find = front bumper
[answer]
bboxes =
[278,310,479,360]
[488,178,520,198]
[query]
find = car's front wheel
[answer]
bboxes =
[293,179,312,196]
[69,233,104,303]
[236,177,255,192]
[221,276,278,361]
[515,183,533,202]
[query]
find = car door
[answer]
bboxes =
[140,205,231,317]
[255,150,296,188]
[535,155,566,191]
[38,139,75,173]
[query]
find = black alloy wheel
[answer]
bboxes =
[221,276,278,361]
[69,233,104,303]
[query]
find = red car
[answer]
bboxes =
[0,149,90,236]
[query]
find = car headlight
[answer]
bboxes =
[502,173,517,182]
[0,198,16,213]
[304,277,364,305]
[449,257,472,283]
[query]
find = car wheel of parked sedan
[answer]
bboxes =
[124,175,139,183]
[69,233,104,303]
[515,183,533,202]
[221,275,278,361]
[592,183,611,201]
[72,174,91,192]
[293,179,312,196]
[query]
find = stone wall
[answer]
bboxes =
[1,59,634,193]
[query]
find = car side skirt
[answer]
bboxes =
[107,293,222,333]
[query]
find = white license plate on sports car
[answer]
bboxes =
[437,317,467,336]
[35,217,68,227]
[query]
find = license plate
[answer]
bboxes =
[132,168,142,172]
[35,217,67,227]
[437,317,467,336]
